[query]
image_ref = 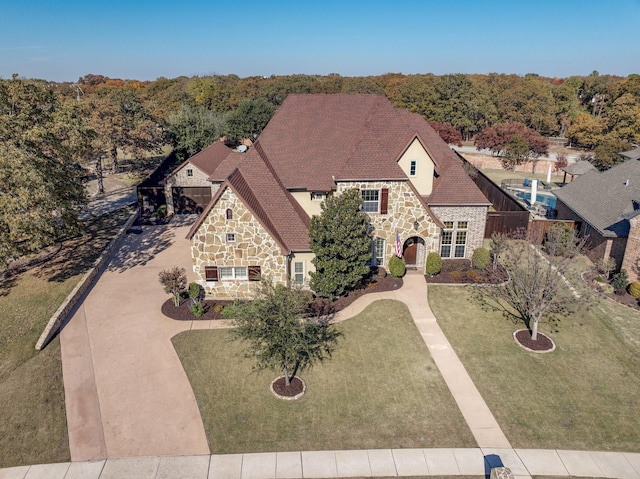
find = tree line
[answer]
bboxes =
[1,70,639,266]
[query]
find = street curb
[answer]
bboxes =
[35,210,140,350]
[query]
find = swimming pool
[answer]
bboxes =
[515,190,557,209]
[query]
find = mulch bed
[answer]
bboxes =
[161,273,404,321]
[271,376,305,398]
[583,271,640,310]
[424,259,507,284]
[514,329,555,352]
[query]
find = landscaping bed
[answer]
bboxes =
[424,259,507,284]
[583,270,640,310]
[162,272,404,321]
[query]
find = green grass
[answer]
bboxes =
[0,206,133,467]
[173,300,476,454]
[428,271,640,452]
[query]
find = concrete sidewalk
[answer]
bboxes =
[1,448,639,478]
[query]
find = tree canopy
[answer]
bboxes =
[230,279,340,386]
[0,76,88,266]
[309,189,372,300]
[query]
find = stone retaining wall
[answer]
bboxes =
[35,210,140,350]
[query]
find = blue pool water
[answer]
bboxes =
[515,190,557,209]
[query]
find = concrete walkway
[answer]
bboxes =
[1,448,639,478]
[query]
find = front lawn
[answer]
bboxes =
[172,300,475,453]
[428,280,640,452]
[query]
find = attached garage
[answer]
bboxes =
[172,187,212,214]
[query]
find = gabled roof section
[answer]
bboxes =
[554,158,640,238]
[187,149,310,253]
[255,94,488,206]
[425,150,492,206]
[167,141,235,179]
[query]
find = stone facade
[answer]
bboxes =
[164,164,219,215]
[430,205,488,260]
[191,188,288,299]
[336,181,440,272]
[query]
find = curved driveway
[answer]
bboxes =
[61,219,210,460]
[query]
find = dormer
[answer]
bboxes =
[397,137,436,196]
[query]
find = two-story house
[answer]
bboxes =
[185,94,491,298]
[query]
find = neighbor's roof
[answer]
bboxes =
[187,147,310,253]
[562,160,598,176]
[620,147,640,161]
[554,158,640,238]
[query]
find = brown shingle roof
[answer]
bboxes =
[256,94,488,205]
[187,149,310,252]
[167,141,235,180]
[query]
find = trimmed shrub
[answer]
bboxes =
[449,271,461,281]
[425,252,442,276]
[612,269,629,295]
[628,281,640,298]
[466,269,480,282]
[189,300,206,318]
[388,255,406,278]
[472,247,490,271]
[189,282,202,300]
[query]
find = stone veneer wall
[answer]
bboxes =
[336,181,440,272]
[191,188,288,299]
[164,164,218,215]
[429,205,488,259]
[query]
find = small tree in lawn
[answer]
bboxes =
[231,278,341,387]
[309,189,372,300]
[159,267,187,306]
[484,228,585,341]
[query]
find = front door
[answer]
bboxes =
[404,238,417,265]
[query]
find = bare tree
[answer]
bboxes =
[484,225,585,341]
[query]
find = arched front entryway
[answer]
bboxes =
[403,236,426,270]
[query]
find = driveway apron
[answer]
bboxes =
[61,220,210,460]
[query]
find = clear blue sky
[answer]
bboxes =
[1,0,638,82]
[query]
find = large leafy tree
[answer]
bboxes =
[224,97,275,143]
[231,279,340,387]
[167,104,226,162]
[88,87,165,175]
[474,122,549,170]
[309,189,372,300]
[0,76,88,266]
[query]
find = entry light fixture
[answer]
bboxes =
[413,220,419,230]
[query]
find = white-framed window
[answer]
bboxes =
[186,168,193,177]
[219,266,248,280]
[226,233,236,242]
[311,192,326,201]
[410,160,417,176]
[440,221,468,258]
[293,261,304,284]
[372,237,385,266]
[361,189,380,213]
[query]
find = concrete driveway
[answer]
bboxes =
[61,218,210,460]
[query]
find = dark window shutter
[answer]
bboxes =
[380,188,389,214]
[248,265,261,281]
[205,266,218,281]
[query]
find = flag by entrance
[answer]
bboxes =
[394,231,403,258]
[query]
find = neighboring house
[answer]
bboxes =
[163,141,239,214]
[554,157,640,280]
[185,94,491,298]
